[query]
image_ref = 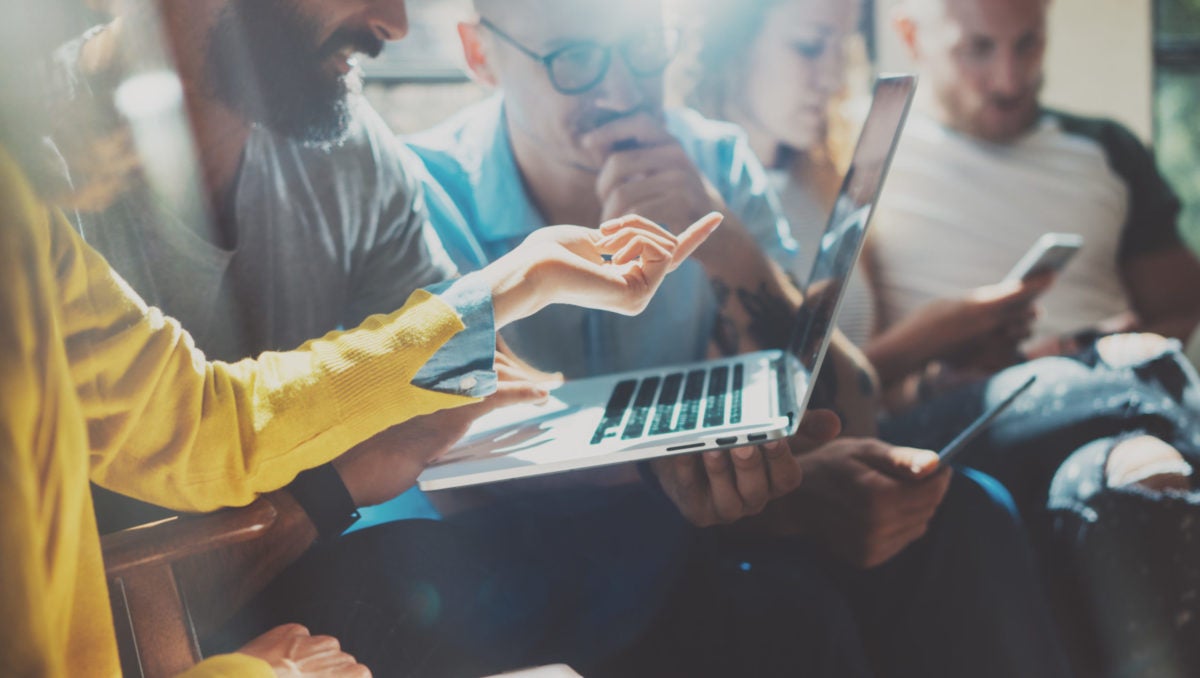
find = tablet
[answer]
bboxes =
[937,375,1037,468]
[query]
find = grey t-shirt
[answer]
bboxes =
[60,88,458,532]
[70,99,457,363]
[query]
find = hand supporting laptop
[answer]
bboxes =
[651,408,842,526]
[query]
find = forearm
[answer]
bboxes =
[819,334,880,437]
[54,213,479,512]
[703,217,804,356]
[865,323,940,389]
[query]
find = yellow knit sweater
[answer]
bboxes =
[0,148,478,676]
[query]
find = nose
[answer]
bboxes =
[368,1,408,42]
[591,54,648,114]
[814,49,844,97]
[990,50,1024,96]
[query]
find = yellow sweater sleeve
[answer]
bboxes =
[175,654,275,678]
[1,147,489,675]
[50,206,481,510]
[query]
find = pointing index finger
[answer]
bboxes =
[669,212,724,271]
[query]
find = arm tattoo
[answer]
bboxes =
[736,282,794,350]
[785,269,806,296]
[710,278,740,357]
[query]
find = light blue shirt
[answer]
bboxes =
[413,274,497,397]
[406,95,798,380]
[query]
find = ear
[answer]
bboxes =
[891,8,921,61]
[458,21,498,87]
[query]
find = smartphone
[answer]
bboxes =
[1003,233,1084,283]
[937,375,1037,468]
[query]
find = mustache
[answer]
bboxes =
[315,27,385,62]
[574,104,657,136]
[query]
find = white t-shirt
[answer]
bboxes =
[871,111,1182,342]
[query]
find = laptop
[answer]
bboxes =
[418,74,917,491]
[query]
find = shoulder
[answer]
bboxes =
[1042,109,1156,173]
[664,106,776,203]
[1045,109,1143,146]
[665,107,752,169]
[404,98,498,185]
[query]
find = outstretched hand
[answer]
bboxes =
[236,624,370,678]
[333,360,552,507]
[483,212,723,327]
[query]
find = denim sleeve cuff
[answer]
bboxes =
[411,273,497,398]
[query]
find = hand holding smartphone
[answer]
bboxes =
[1004,233,1084,283]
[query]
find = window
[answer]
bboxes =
[362,0,486,135]
[1155,0,1200,252]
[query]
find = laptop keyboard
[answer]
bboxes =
[591,364,745,445]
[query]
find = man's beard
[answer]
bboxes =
[206,0,383,145]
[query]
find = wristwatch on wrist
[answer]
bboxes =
[287,463,360,542]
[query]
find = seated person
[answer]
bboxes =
[680,0,1046,399]
[877,0,1200,381]
[44,2,729,672]
[0,6,716,675]
[49,1,873,672]
[678,0,1200,674]
[679,0,1200,500]
[358,0,1065,676]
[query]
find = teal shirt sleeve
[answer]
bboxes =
[411,272,497,398]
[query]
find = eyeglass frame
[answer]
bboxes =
[477,17,679,96]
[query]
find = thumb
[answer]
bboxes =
[980,278,1043,310]
[973,280,1022,307]
[669,212,724,271]
[855,442,941,480]
[453,381,552,422]
[791,408,842,451]
[462,381,551,419]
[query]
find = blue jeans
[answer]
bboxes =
[883,342,1200,677]
[723,469,1072,678]
[880,344,1200,517]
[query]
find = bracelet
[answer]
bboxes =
[287,463,360,542]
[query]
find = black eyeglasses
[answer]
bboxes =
[479,17,679,95]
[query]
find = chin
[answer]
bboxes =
[786,131,819,155]
[974,115,1034,144]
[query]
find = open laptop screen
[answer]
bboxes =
[788,74,916,373]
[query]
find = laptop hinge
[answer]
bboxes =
[774,355,799,428]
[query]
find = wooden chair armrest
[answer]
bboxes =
[102,498,278,576]
[102,491,320,677]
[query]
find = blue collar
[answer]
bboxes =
[460,96,547,242]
